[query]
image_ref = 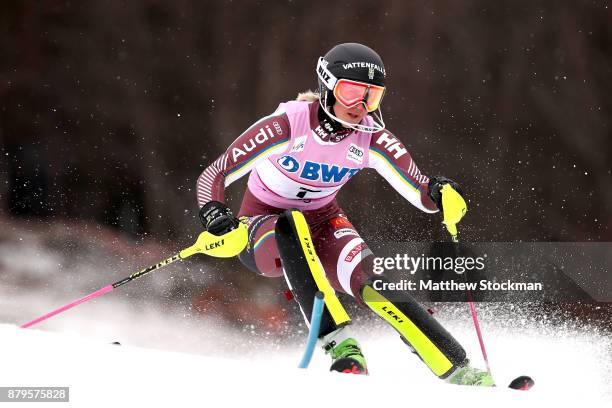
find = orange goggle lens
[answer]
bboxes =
[333,79,385,112]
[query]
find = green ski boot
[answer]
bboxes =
[447,364,495,387]
[325,337,368,375]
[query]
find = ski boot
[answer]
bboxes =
[322,328,367,375]
[446,363,495,387]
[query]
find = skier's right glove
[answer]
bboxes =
[199,201,240,236]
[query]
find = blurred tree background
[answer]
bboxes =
[1,0,611,243]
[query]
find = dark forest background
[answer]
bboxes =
[1,1,611,244]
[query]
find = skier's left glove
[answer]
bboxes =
[199,201,240,236]
[428,176,467,236]
[427,176,464,211]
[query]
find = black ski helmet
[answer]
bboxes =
[316,43,386,133]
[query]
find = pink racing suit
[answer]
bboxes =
[196,100,438,299]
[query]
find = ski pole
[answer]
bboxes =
[440,184,492,376]
[20,253,182,329]
[465,283,492,376]
[448,230,492,376]
[298,292,325,369]
[20,223,248,329]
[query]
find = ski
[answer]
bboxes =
[508,375,534,390]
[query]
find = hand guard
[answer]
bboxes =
[428,176,467,237]
[199,201,239,236]
[427,176,464,211]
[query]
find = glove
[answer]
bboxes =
[199,201,239,236]
[428,176,467,237]
[427,176,464,211]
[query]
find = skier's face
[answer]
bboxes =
[333,101,368,126]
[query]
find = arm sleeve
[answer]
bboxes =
[367,130,438,213]
[196,110,291,207]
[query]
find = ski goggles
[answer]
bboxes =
[333,79,385,112]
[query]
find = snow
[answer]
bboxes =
[1,313,610,407]
[1,222,611,407]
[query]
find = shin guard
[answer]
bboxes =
[275,210,351,337]
[361,275,467,378]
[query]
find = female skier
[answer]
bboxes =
[196,43,492,386]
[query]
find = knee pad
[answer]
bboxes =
[238,215,283,277]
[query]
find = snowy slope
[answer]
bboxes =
[1,320,610,408]
[1,221,611,407]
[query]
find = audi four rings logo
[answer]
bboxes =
[349,145,363,157]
